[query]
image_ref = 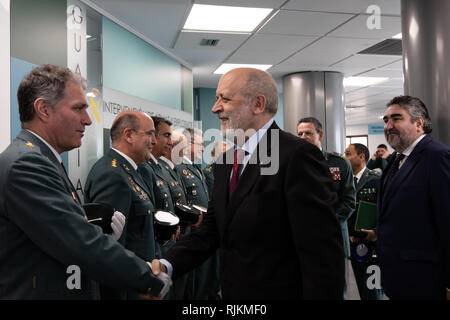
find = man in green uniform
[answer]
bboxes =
[143,117,197,300]
[0,64,162,299]
[84,110,159,299]
[298,117,356,299]
[345,143,383,300]
[175,128,220,300]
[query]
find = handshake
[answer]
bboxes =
[83,204,175,299]
[141,259,172,300]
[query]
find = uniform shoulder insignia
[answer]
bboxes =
[368,170,381,176]
[205,166,212,173]
[329,151,344,158]
[25,141,34,148]
[112,159,117,168]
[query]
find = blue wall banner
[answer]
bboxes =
[368,124,385,135]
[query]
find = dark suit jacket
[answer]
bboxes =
[164,122,344,299]
[0,130,161,299]
[377,134,450,299]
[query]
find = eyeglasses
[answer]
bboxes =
[133,129,155,138]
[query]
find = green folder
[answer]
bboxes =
[354,200,377,231]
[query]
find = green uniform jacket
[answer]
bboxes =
[84,149,157,261]
[0,130,160,299]
[175,162,209,207]
[203,164,214,198]
[367,154,392,171]
[139,158,174,213]
[323,151,356,258]
[158,158,187,206]
[348,168,380,238]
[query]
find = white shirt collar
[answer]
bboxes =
[159,156,174,170]
[182,156,193,165]
[402,134,426,157]
[150,153,158,165]
[240,118,274,160]
[355,166,367,182]
[112,148,138,170]
[26,129,62,163]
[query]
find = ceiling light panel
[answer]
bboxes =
[214,63,272,74]
[343,76,389,87]
[183,4,273,33]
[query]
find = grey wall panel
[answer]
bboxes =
[283,71,345,152]
[11,0,67,67]
[402,0,450,145]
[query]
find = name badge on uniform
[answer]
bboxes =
[329,167,341,180]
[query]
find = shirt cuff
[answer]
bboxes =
[159,259,173,278]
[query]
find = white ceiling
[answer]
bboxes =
[87,0,404,126]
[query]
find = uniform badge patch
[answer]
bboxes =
[329,167,341,180]
[25,141,34,148]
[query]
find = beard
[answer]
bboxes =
[385,129,413,153]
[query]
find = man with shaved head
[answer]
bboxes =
[85,110,159,299]
[153,68,344,300]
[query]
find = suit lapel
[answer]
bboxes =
[225,122,277,228]
[380,135,431,217]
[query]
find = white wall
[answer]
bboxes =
[346,124,394,156]
[0,0,10,152]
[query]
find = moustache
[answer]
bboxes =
[386,129,400,136]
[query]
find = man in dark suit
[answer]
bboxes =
[378,95,450,300]
[345,143,383,300]
[84,110,160,299]
[0,65,162,299]
[152,68,344,299]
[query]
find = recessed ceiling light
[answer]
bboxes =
[392,33,402,39]
[214,63,272,75]
[183,4,273,33]
[343,77,389,87]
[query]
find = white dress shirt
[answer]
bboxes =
[398,134,426,169]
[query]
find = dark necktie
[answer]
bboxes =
[229,149,245,199]
[383,153,405,189]
[354,176,358,187]
[60,162,81,203]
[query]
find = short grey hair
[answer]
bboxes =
[240,70,279,115]
[18,64,86,122]
[387,95,432,134]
